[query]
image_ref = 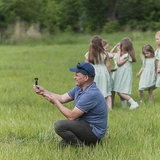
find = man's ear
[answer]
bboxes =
[84,75,89,81]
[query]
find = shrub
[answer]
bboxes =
[103,20,120,33]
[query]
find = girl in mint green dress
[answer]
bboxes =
[155,49,160,87]
[136,44,156,103]
[155,31,160,87]
[85,35,112,110]
[113,38,139,110]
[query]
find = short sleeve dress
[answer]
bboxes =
[85,52,112,98]
[138,58,156,90]
[113,53,132,94]
[155,49,160,87]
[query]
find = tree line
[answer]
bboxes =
[0,0,160,34]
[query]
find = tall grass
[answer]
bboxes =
[0,32,160,160]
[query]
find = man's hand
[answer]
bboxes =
[33,85,45,95]
[45,94,59,104]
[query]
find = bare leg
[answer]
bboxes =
[139,90,143,102]
[106,96,112,110]
[117,93,131,101]
[117,92,138,110]
[111,91,115,106]
[148,88,153,102]
[120,95,127,107]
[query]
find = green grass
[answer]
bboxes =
[0,31,160,160]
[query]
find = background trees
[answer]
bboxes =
[0,0,160,34]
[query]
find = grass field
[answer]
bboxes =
[0,31,160,160]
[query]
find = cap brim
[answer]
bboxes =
[69,68,79,72]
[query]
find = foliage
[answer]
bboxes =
[0,0,160,36]
[56,0,83,32]
[103,20,120,33]
[82,0,109,32]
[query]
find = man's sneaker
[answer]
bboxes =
[129,102,139,110]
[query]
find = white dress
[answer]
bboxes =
[85,52,112,97]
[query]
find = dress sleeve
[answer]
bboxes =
[120,53,132,62]
[155,49,160,60]
[84,52,89,59]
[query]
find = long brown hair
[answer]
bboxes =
[120,38,137,62]
[88,35,105,64]
[142,44,155,58]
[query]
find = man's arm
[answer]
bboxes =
[45,94,84,120]
[33,85,72,103]
[33,85,84,120]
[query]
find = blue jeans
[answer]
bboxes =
[54,120,99,146]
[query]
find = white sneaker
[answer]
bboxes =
[129,102,139,110]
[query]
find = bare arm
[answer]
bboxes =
[33,85,84,120]
[116,53,127,66]
[136,68,143,77]
[46,95,84,120]
[110,43,120,53]
[156,60,160,73]
[33,85,72,103]
[105,54,111,73]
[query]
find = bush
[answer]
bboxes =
[153,22,160,31]
[1,21,42,44]
[103,20,120,33]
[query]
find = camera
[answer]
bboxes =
[35,78,38,85]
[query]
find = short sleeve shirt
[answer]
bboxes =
[68,82,108,140]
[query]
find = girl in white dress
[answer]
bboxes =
[113,38,139,110]
[155,31,160,87]
[136,44,156,103]
[85,36,112,110]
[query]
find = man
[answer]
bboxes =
[33,62,108,146]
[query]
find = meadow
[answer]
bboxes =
[0,31,160,160]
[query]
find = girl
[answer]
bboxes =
[155,31,160,87]
[136,44,156,103]
[85,36,112,110]
[113,38,139,110]
[109,42,127,107]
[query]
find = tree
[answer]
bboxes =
[82,0,109,32]
[56,0,83,31]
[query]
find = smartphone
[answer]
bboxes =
[35,78,38,85]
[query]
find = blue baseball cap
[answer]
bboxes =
[69,62,95,77]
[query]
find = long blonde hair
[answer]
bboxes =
[88,35,105,64]
[120,38,137,62]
